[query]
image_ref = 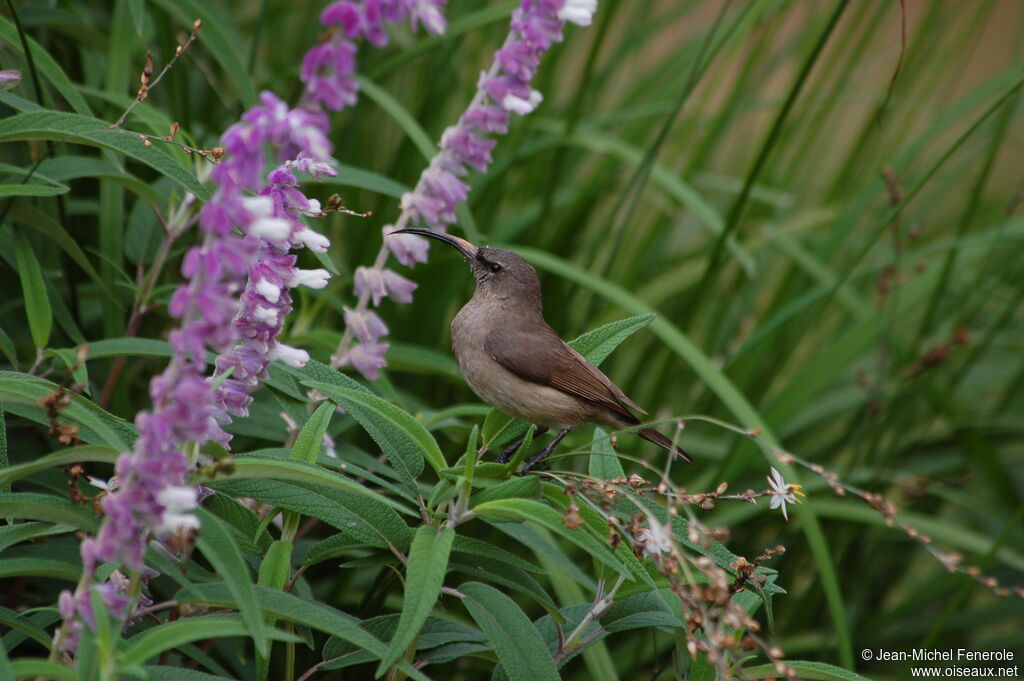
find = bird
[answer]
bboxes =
[389,228,692,471]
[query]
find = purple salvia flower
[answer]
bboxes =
[348,341,390,379]
[305,0,449,111]
[398,0,593,232]
[354,266,418,306]
[63,89,339,650]
[382,224,430,266]
[335,0,597,379]
[345,307,389,343]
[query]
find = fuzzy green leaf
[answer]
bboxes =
[0,112,208,199]
[120,615,298,667]
[377,525,455,675]
[289,401,335,464]
[210,478,412,552]
[178,583,431,681]
[460,582,560,681]
[307,381,445,482]
[193,509,269,657]
[12,229,52,349]
[473,498,632,580]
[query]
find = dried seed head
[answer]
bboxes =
[563,500,583,530]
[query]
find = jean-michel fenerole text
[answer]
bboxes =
[873,649,1015,662]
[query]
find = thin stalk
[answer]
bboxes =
[97,197,196,409]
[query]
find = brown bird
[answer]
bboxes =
[390,229,692,471]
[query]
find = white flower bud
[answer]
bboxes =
[288,268,331,289]
[249,217,293,241]
[269,343,310,368]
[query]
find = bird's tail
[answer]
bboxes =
[638,427,693,463]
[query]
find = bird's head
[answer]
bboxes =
[389,228,541,303]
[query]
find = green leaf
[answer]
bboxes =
[289,401,334,464]
[0,327,16,367]
[325,163,409,198]
[377,525,455,675]
[550,124,756,274]
[469,475,542,507]
[600,590,683,632]
[0,522,73,554]
[0,373,133,450]
[210,478,412,552]
[322,614,485,670]
[448,554,555,610]
[145,668,235,681]
[0,408,7,494]
[0,557,80,582]
[588,428,625,480]
[177,583,432,681]
[0,492,98,531]
[543,486,655,588]
[36,155,162,206]
[0,605,53,649]
[211,455,412,515]
[9,659,76,680]
[473,498,632,580]
[278,358,373,396]
[0,445,119,488]
[257,540,293,593]
[120,615,299,667]
[451,534,545,574]
[0,183,67,196]
[307,381,445,482]
[7,193,130,301]
[303,532,379,566]
[193,509,269,657]
[0,112,208,200]
[568,314,655,366]
[743,661,873,681]
[255,540,294,681]
[12,229,52,349]
[460,582,560,681]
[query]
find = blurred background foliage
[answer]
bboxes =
[1,0,1022,678]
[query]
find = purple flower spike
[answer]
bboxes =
[307,0,450,111]
[335,0,598,380]
[354,266,418,306]
[383,224,431,266]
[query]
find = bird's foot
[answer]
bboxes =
[516,427,571,475]
[495,426,547,464]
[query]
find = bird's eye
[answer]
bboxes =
[488,262,503,273]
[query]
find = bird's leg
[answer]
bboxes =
[519,427,572,474]
[495,426,547,463]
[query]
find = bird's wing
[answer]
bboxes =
[483,327,645,421]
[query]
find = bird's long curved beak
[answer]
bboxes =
[389,228,477,261]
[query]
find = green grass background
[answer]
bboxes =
[0,0,1021,678]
